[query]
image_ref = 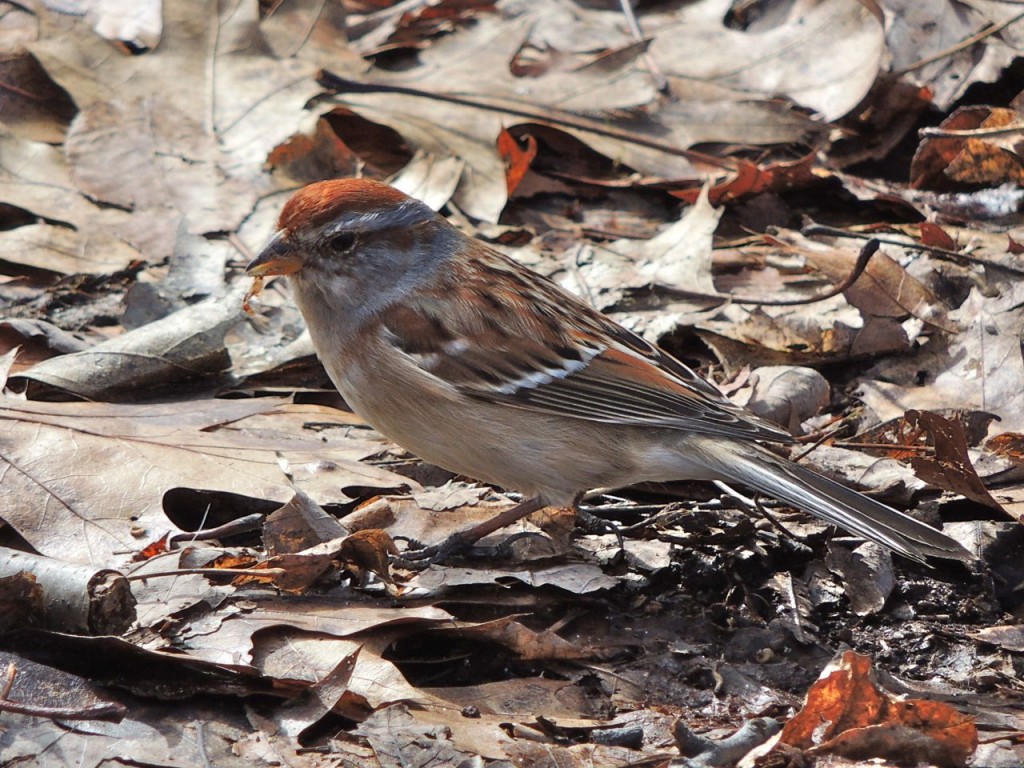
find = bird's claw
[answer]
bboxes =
[393,531,549,570]
[574,507,626,565]
[392,533,471,570]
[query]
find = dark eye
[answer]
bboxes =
[328,232,356,253]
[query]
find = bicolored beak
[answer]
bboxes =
[246,230,304,276]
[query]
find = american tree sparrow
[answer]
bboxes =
[248,179,970,564]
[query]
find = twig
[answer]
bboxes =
[833,441,931,453]
[0,697,127,721]
[792,422,847,462]
[617,0,670,94]
[730,239,881,306]
[1,663,15,700]
[920,123,1024,140]
[896,11,1024,75]
[619,504,690,534]
[317,70,737,170]
[168,513,265,544]
[715,482,813,549]
[752,495,813,548]
[802,224,1024,278]
[125,567,286,582]
[228,232,254,263]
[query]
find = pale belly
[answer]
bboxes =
[322,346,716,505]
[288,273,706,502]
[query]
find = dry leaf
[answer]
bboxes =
[906,410,1006,513]
[780,650,977,767]
[0,397,413,566]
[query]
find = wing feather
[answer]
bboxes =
[377,243,793,444]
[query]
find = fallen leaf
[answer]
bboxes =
[911,106,1024,190]
[780,650,977,767]
[920,221,958,250]
[971,625,1024,653]
[825,542,894,616]
[274,646,361,736]
[0,397,413,566]
[906,410,1006,513]
[857,284,1024,434]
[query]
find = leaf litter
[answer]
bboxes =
[1,1,1024,766]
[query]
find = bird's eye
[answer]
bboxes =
[328,232,356,253]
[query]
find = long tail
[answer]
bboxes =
[708,441,972,563]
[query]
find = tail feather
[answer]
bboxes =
[717,444,972,563]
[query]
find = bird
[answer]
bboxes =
[246,178,971,565]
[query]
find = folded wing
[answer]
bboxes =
[377,244,792,444]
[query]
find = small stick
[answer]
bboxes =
[125,567,286,582]
[730,239,880,306]
[896,12,1024,75]
[617,0,670,94]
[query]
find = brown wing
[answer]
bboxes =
[377,244,794,444]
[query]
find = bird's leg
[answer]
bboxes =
[396,496,547,568]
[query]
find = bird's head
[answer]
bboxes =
[247,179,459,324]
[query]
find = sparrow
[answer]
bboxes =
[247,179,971,565]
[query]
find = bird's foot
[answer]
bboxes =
[394,531,549,570]
[394,496,549,570]
[574,506,626,565]
[392,532,471,570]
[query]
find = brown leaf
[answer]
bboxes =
[356,702,473,765]
[780,650,977,767]
[919,221,958,250]
[264,491,348,556]
[498,128,537,195]
[10,0,347,269]
[856,285,1024,434]
[911,106,1024,190]
[781,651,886,747]
[668,158,773,205]
[316,1,827,221]
[825,542,894,617]
[0,52,76,144]
[232,553,335,594]
[806,243,955,332]
[274,647,362,737]
[972,625,1024,653]
[945,110,1024,186]
[853,410,999,460]
[338,529,399,585]
[0,651,127,721]
[0,397,413,566]
[407,561,618,594]
[985,432,1024,464]
[427,616,594,661]
[248,622,453,711]
[906,410,1006,513]
[132,533,173,562]
[265,114,364,185]
[743,365,830,435]
[648,0,884,121]
[16,291,245,399]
